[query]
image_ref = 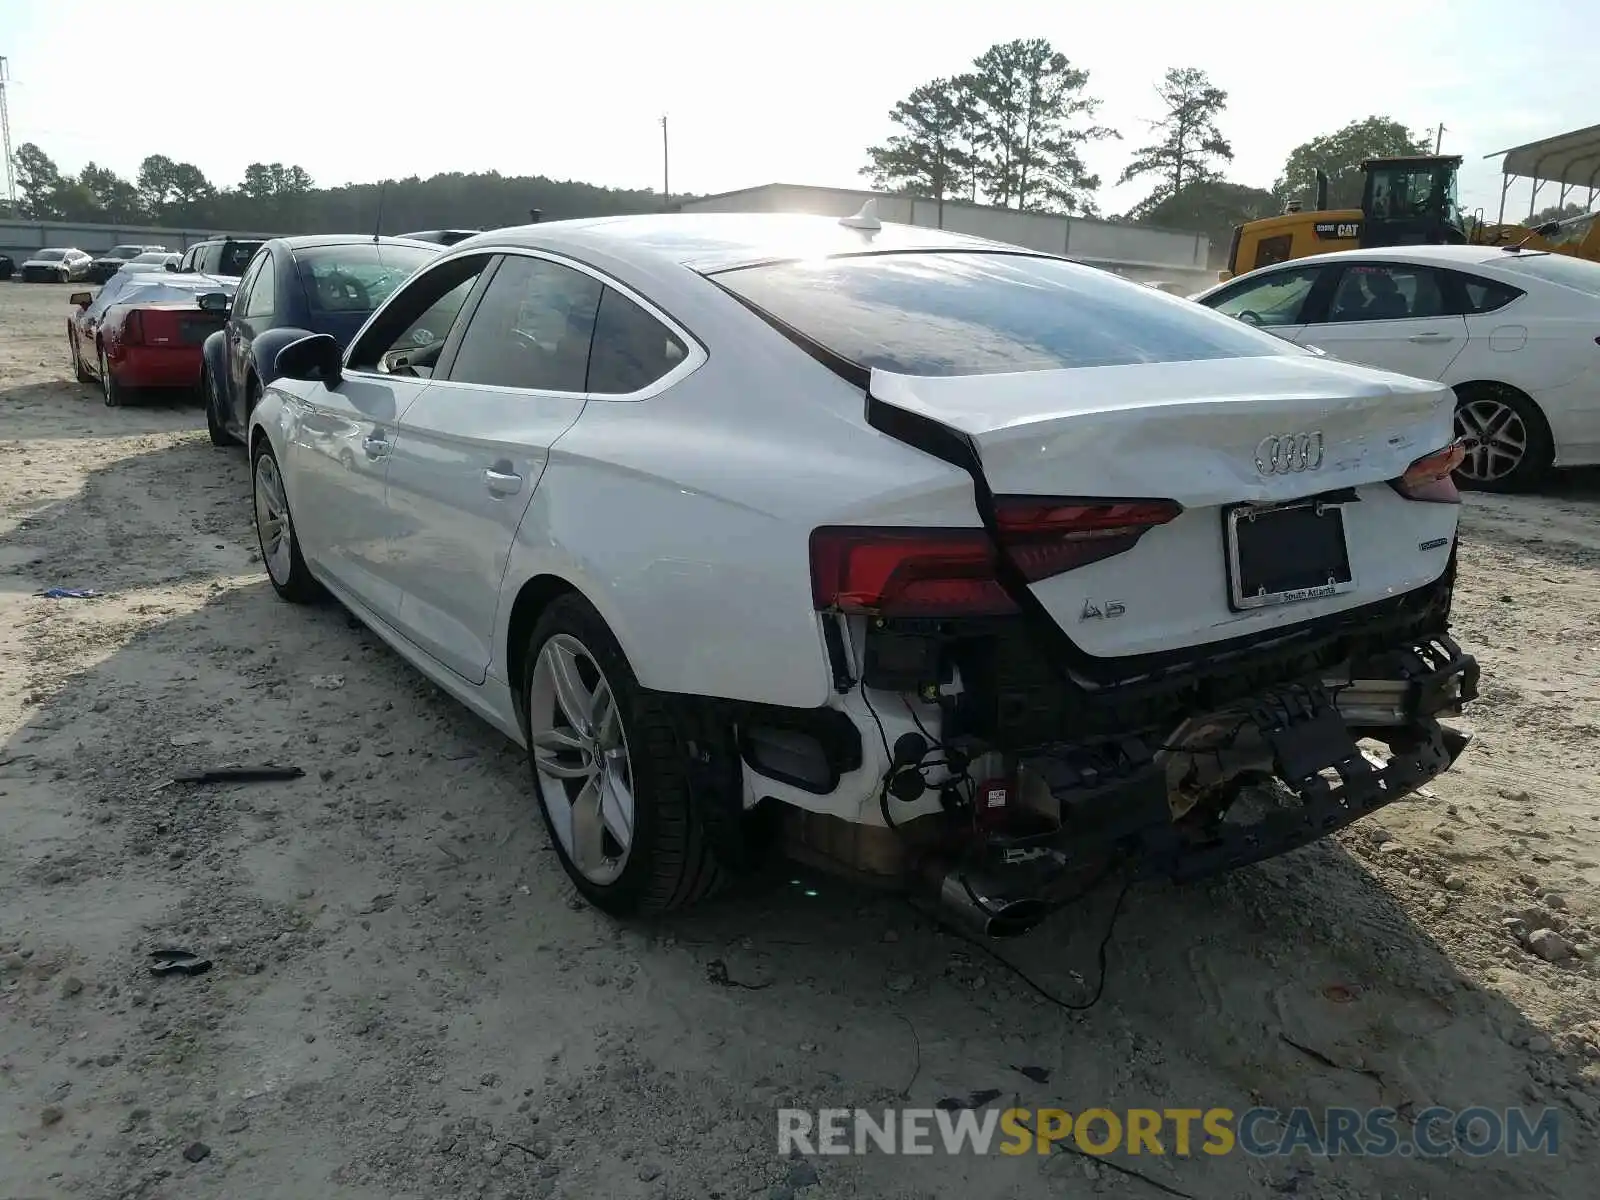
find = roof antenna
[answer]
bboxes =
[840,199,881,231]
[373,180,387,242]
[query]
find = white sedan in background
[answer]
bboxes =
[246,212,1478,933]
[1194,244,1600,492]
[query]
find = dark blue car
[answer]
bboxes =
[204,235,441,446]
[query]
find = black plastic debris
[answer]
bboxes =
[150,949,213,978]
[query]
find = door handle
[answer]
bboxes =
[362,436,390,460]
[483,468,524,496]
[1408,332,1451,342]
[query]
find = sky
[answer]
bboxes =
[0,0,1592,224]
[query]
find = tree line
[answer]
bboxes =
[1,143,672,234]
[862,38,1438,259]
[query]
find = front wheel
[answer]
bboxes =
[203,367,232,447]
[523,594,723,915]
[252,442,320,603]
[71,334,94,384]
[1453,383,1552,494]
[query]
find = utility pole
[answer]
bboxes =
[660,115,670,210]
[0,57,15,209]
[1433,124,1446,154]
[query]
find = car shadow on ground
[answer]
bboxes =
[0,437,1592,1200]
[0,379,207,445]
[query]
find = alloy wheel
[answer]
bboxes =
[253,454,294,586]
[1454,395,1527,484]
[526,634,636,885]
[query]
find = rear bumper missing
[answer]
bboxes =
[990,634,1479,888]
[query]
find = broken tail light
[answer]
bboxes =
[810,497,1182,617]
[1392,442,1467,503]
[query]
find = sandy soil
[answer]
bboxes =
[2,279,1598,1200]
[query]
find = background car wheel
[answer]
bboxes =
[251,442,319,603]
[204,368,231,447]
[1453,383,1552,494]
[522,594,723,916]
[98,346,127,407]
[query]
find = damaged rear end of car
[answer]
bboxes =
[711,248,1480,937]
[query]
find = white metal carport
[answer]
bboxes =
[1484,122,1600,222]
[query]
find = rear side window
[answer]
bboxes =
[1491,252,1600,298]
[1451,271,1522,314]
[712,252,1286,376]
[586,287,688,394]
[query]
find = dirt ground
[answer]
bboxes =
[2,279,1598,1200]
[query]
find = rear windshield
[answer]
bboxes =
[1492,251,1600,298]
[34,249,65,262]
[293,243,438,313]
[219,241,264,275]
[108,246,144,259]
[130,252,169,264]
[712,252,1287,376]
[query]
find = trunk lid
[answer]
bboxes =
[868,355,1460,659]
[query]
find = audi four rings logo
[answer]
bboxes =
[1255,431,1325,475]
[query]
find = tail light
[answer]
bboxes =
[809,496,1181,617]
[1392,442,1466,503]
[123,310,145,346]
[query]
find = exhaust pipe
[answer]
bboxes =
[928,857,1062,947]
[1315,169,1329,212]
[934,869,1052,938]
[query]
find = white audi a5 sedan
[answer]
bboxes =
[248,211,1479,934]
[1194,244,1600,493]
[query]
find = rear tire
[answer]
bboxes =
[98,345,128,407]
[522,594,723,916]
[251,441,320,604]
[1453,383,1552,494]
[204,367,231,447]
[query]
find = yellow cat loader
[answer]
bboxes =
[1221,138,1600,281]
[1221,156,1471,281]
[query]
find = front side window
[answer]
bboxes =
[1327,264,1446,323]
[446,255,603,391]
[713,252,1290,377]
[347,252,496,377]
[293,243,437,314]
[1205,267,1324,328]
[238,254,276,320]
[586,287,688,394]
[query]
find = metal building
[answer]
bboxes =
[674,183,1215,290]
[1484,123,1600,224]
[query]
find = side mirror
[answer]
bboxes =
[165,261,179,272]
[69,291,93,309]
[276,333,343,385]
[197,292,229,314]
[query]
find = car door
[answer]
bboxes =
[1201,264,1331,344]
[290,252,500,624]
[381,252,607,683]
[228,250,276,409]
[1289,262,1469,379]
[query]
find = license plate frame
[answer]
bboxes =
[1224,499,1356,611]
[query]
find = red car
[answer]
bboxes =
[67,274,236,407]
